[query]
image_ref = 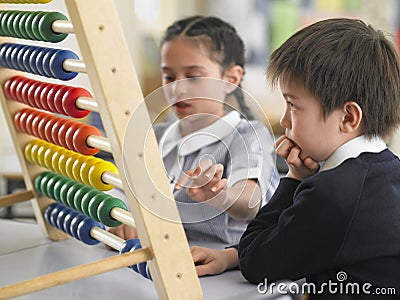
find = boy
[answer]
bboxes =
[191,18,400,298]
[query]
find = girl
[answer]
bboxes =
[110,16,279,245]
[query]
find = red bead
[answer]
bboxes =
[65,122,83,150]
[35,82,52,111]
[37,114,54,140]
[51,118,72,147]
[27,81,44,109]
[73,125,102,155]
[46,84,63,113]
[58,120,77,149]
[8,76,25,101]
[16,78,33,105]
[54,86,74,115]
[62,87,92,118]
[44,117,60,144]
[31,111,48,138]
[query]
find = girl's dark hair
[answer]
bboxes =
[161,16,254,120]
[267,18,400,139]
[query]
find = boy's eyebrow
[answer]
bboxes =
[282,93,298,100]
[161,65,206,71]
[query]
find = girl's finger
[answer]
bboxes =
[211,178,227,193]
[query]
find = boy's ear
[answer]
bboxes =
[222,65,243,93]
[340,101,363,133]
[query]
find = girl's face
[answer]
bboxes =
[160,37,228,119]
[279,78,344,162]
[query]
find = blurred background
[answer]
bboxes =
[1,0,399,217]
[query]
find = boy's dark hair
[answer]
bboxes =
[161,16,253,119]
[267,18,400,139]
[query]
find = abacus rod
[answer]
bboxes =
[63,59,87,73]
[90,226,125,251]
[0,248,152,299]
[86,135,112,153]
[101,171,123,189]
[51,20,74,34]
[0,190,34,208]
[75,96,99,112]
[111,207,136,228]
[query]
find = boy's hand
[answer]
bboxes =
[275,135,319,181]
[191,246,238,276]
[174,159,227,203]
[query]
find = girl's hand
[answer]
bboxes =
[174,159,227,203]
[191,246,238,276]
[274,135,319,181]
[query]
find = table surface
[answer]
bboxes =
[0,219,296,300]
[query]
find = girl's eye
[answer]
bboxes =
[163,76,175,82]
[187,76,199,81]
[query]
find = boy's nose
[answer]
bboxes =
[280,110,291,129]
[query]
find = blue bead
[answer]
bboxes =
[44,202,60,224]
[34,47,48,77]
[63,210,80,235]
[69,214,87,240]
[49,203,64,226]
[144,264,152,280]
[29,47,45,75]
[56,207,73,232]
[49,49,79,80]
[16,45,30,72]
[77,218,104,245]
[41,48,58,78]
[119,239,143,273]
[22,46,37,74]
[0,43,12,68]
[9,44,24,70]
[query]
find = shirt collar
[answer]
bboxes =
[320,135,387,171]
[159,111,242,158]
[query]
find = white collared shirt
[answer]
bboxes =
[320,135,387,172]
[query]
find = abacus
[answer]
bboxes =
[0,0,202,299]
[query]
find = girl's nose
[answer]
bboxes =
[171,79,188,99]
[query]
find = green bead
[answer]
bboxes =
[66,182,84,209]
[11,11,24,38]
[31,11,47,40]
[39,172,54,198]
[59,180,75,205]
[97,197,128,227]
[0,11,12,36]
[18,12,30,39]
[6,11,19,37]
[73,186,93,213]
[38,11,68,43]
[81,190,101,216]
[88,193,111,221]
[34,171,50,194]
[45,175,59,200]
[24,12,39,40]
[53,177,70,203]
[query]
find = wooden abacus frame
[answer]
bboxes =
[0,0,202,299]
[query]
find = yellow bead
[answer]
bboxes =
[88,161,118,191]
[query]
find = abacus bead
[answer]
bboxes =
[73,186,92,214]
[69,214,86,240]
[144,264,152,280]
[24,142,34,163]
[80,190,100,216]
[58,151,71,177]
[44,175,59,200]
[65,153,82,179]
[40,83,58,111]
[41,48,58,78]
[80,157,101,186]
[53,177,70,203]
[49,49,79,80]
[51,148,69,174]
[44,117,59,144]
[61,87,91,118]
[22,46,37,73]
[77,218,104,245]
[44,202,60,224]
[88,161,118,191]
[119,238,141,272]
[39,172,54,198]
[63,210,80,236]
[60,122,80,150]
[53,85,73,114]
[97,197,128,227]
[38,11,68,43]
[73,125,102,156]
[50,118,69,146]
[36,143,48,167]
[13,110,23,132]
[49,203,64,226]
[59,180,76,205]
[46,84,63,113]
[56,206,73,231]
[64,183,80,209]
[31,12,47,40]
[24,12,38,40]
[34,172,49,194]
[31,111,46,137]
[43,147,55,169]
[88,193,110,220]
[72,156,90,183]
